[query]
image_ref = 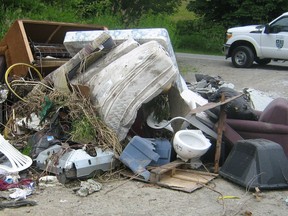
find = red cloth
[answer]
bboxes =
[0,179,34,191]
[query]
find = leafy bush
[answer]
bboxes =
[0,1,224,55]
[135,14,179,48]
[175,19,225,54]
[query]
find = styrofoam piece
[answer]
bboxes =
[90,41,177,141]
[180,89,197,109]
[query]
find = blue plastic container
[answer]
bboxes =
[119,136,160,181]
[148,138,172,166]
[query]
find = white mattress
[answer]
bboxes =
[63,28,186,91]
[71,38,140,85]
[89,41,177,140]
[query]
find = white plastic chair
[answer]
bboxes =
[0,134,32,172]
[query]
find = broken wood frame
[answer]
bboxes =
[0,19,106,79]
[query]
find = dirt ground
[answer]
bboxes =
[2,54,288,216]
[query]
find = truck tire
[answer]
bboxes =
[231,46,254,68]
[255,58,271,65]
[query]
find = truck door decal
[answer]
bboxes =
[276,39,284,48]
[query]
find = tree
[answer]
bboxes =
[187,0,288,27]
[76,0,182,27]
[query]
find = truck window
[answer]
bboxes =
[270,17,288,33]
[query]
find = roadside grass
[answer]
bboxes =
[170,0,197,22]
[178,64,198,75]
[0,1,224,56]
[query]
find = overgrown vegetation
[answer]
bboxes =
[1,1,288,55]
[187,0,288,27]
[0,0,221,55]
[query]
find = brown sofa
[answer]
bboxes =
[224,97,288,157]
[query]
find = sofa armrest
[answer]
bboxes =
[226,119,288,134]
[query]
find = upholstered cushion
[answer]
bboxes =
[259,98,288,125]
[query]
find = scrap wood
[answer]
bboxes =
[214,93,226,173]
[149,161,217,193]
[154,169,217,193]
[252,187,265,201]
[0,200,37,209]
[189,94,243,115]
[120,160,218,193]
[172,169,218,184]
[149,160,185,183]
[218,195,240,200]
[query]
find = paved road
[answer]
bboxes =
[176,53,288,65]
[175,53,288,98]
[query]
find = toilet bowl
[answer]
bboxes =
[173,129,211,168]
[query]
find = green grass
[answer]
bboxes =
[170,0,197,22]
[0,1,224,55]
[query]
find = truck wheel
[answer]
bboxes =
[255,58,271,65]
[231,46,254,68]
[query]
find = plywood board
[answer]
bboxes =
[121,160,217,193]
[155,169,217,193]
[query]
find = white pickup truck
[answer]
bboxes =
[223,12,288,68]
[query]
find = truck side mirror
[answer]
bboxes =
[264,24,270,34]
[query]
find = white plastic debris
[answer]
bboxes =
[39,175,61,188]
[285,197,288,206]
[15,112,45,131]
[9,187,33,200]
[76,179,102,197]
[243,88,274,111]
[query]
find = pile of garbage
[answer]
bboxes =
[1,20,288,209]
[0,23,193,203]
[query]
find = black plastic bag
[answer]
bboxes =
[208,87,258,121]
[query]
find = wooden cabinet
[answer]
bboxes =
[0,19,105,78]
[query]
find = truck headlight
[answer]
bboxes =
[226,32,233,40]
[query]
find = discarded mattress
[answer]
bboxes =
[64,28,186,91]
[88,41,177,140]
[44,32,114,92]
[70,38,140,86]
[64,28,177,67]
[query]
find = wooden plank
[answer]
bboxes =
[172,173,210,184]
[155,169,217,193]
[189,94,243,115]
[149,160,184,183]
[174,168,218,177]
[121,162,217,193]
[214,94,227,173]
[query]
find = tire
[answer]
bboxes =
[231,46,254,68]
[255,58,271,65]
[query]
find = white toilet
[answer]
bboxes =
[173,129,211,168]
